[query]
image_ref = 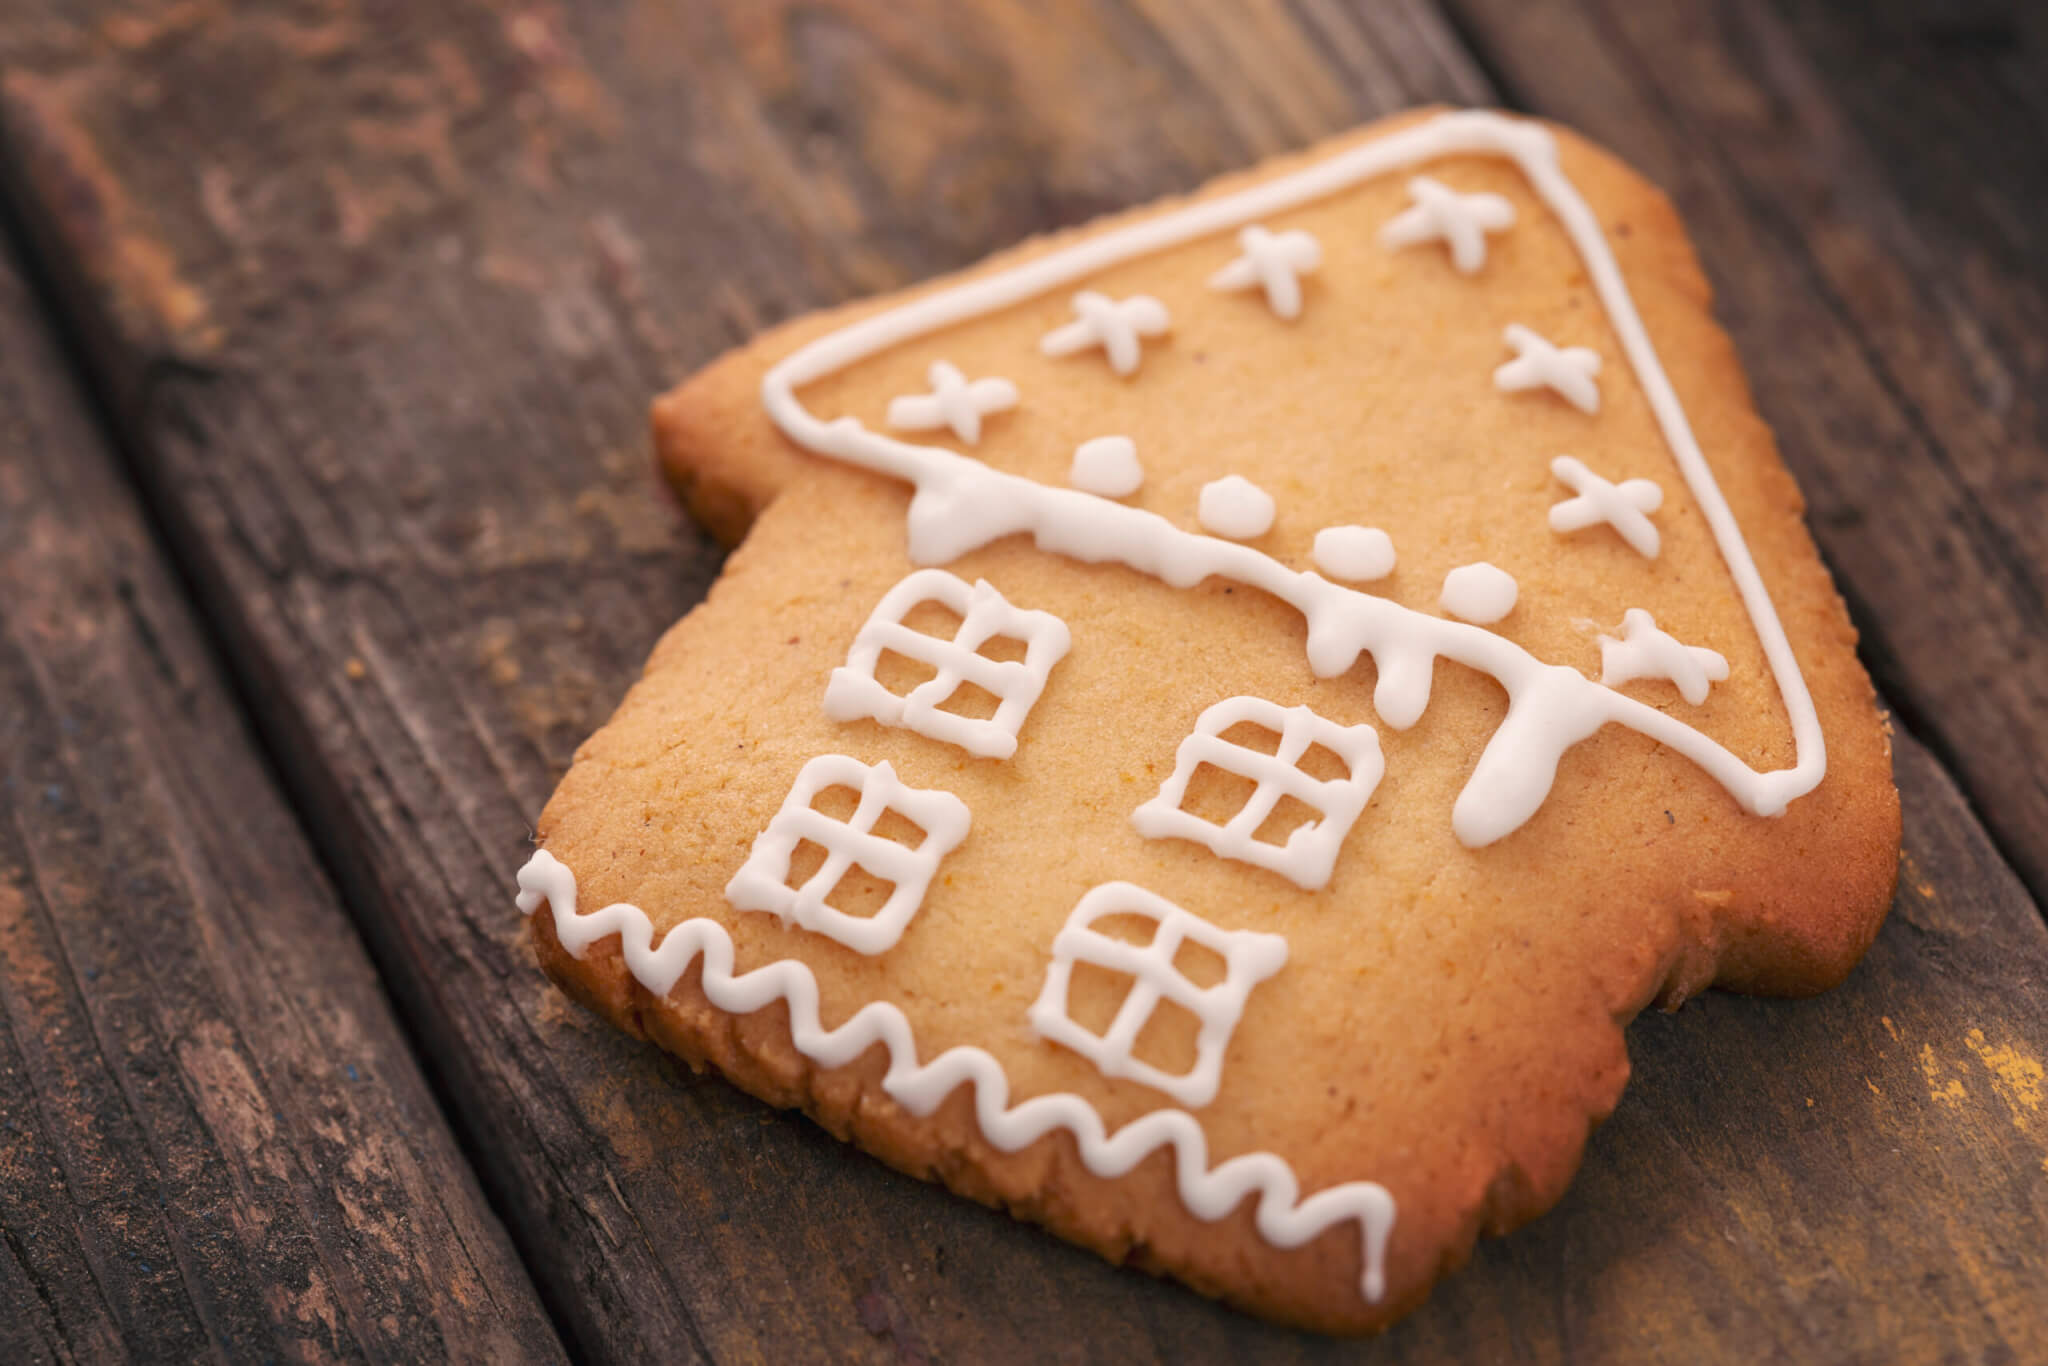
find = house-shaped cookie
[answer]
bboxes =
[516,109,1898,1333]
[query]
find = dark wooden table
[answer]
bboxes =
[2,2,2044,1361]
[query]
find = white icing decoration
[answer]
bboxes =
[1207,224,1322,320]
[1379,174,1516,274]
[1197,475,1276,540]
[884,360,1019,444]
[1549,455,1664,559]
[824,570,1071,760]
[1133,698,1383,891]
[1312,526,1396,582]
[724,755,970,955]
[1439,562,1518,624]
[518,850,1398,1301]
[1599,609,1729,706]
[1040,290,1171,376]
[743,113,1832,1292]
[1028,882,1288,1108]
[1494,324,1601,414]
[1069,435,1144,497]
[760,111,1825,857]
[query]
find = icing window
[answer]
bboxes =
[823,569,1071,760]
[1133,697,1383,891]
[725,755,970,955]
[1028,882,1287,1109]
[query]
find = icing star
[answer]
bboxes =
[1599,609,1729,705]
[885,361,1019,444]
[1549,456,1664,558]
[1380,176,1516,274]
[1495,324,1602,414]
[1208,225,1323,320]
[1041,291,1171,376]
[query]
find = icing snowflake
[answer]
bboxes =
[1313,526,1396,582]
[725,755,971,956]
[1380,175,1516,274]
[1208,224,1322,320]
[1133,697,1384,891]
[1495,324,1601,414]
[885,360,1019,444]
[1600,609,1728,705]
[1028,882,1289,1108]
[1549,455,1664,559]
[1069,435,1144,497]
[1197,475,1276,539]
[1439,562,1518,623]
[1040,291,1171,376]
[824,569,1071,760]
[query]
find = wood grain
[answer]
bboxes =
[1441,0,2048,906]
[0,0,2041,1359]
[0,252,564,1360]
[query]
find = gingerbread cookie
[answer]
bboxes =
[515,109,1899,1333]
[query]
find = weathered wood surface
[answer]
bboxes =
[1442,0,2048,906]
[0,0,2042,1360]
[0,255,564,1359]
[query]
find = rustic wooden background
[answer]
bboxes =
[1,1,2044,1362]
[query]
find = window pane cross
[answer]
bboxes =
[1029,882,1287,1109]
[1134,697,1382,890]
[824,569,1070,760]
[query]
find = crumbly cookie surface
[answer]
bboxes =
[519,109,1898,1333]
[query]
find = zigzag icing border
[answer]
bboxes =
[515,848,1397,1302]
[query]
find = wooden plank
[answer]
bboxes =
[0,256,566,1359]
[0,1,2041,1359]
[1437,0,2048,904]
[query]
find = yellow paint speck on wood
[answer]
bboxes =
[1919,1044,1967,1107]
[1963,1029,2044,1133]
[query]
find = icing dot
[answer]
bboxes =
[1439,562,1518,623]
[1312,526,1396,582]
[1198,476,1276,540]
[1069,436,1144,498]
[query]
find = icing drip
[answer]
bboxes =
[1549,455,1663,558]
[1198,475,1277,540]
[885,360,1019,444]
[1041,291,1171,376]
[1028,881,1289,1108]
[1208,224,1323,319]
[1495,324,1601,414]
[724,755,970,955]
[760,111,1824,853]
[1379,175,1516,274]
[1600,609,1729,705]
[518,849,1398,1302]
[1069,435,1144,497]
[1439,562,1518,624]
[1312,526,1397,582]
[1133,697,1383,891]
